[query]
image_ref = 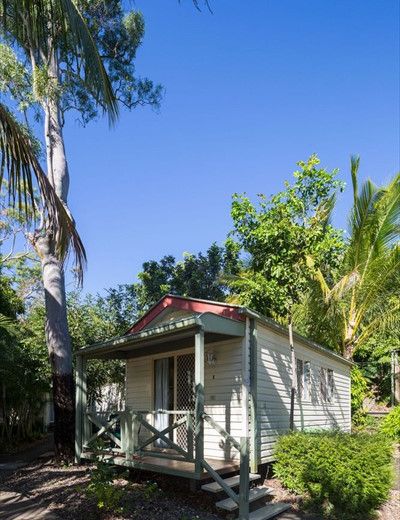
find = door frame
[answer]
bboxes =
[152,348,195,446]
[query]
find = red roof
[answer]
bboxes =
[126,294,244,334]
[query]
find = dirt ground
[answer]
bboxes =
[1,453,399,520]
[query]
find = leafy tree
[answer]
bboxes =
[135,242,240,310]
[0,0,160,459]
[24,286,138,407]
[228,154,345,324]
[309,158,400,360]
[228,155,345,428]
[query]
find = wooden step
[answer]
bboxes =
[215,486,273,511]
[249,502,291,520]
[201,473,261,493]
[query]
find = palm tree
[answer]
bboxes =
[0,103,85,268]
[0,0,118,459]
[310,157,400,360]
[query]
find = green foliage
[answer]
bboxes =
[62,0,162,124]
[229,155,344,322]
[0,44,33,111]
[24,286,138,405]
[308,159,400,359]
[355,331,400,402]
[351,366,370,415]
[274,431,394,519]
[136,242,241,311]
[380,406,400,441]
[0,273,49,448]
[143,481,160,499]
[85,460,124,513]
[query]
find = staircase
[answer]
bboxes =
[200,413,291,520]
[201,472,291,520]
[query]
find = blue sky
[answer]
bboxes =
[63,0,399,295]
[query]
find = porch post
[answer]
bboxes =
[249,318,259,473]
[81,357,88,447]
[194,328,205,475]
[74,354,84,463]
[239,317,250,519]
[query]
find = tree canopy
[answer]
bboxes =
[228,154,345,323]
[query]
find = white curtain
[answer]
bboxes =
[154,358,170,447]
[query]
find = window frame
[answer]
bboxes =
[296,357,311,401]
[320,367,335,403]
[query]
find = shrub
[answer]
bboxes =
[380,406,400,441]
[274,431,394,519]
[85,461,124,513]
[351,367,370,417]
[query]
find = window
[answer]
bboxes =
[327,368,335,401]
[296,358,310,400]
[320,367,335,402]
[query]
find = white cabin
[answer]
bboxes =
[75,294,351,477]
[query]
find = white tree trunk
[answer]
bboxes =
[35,50,75,459]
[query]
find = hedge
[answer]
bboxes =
[274,431,394,519]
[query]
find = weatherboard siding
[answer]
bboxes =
[256,322,351,463]
[125,339,243,461]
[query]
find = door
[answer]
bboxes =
[154,357,174,447]
[153,353,195,450]
[175,353,195,450]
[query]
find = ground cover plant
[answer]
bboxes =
[274,431,394,519]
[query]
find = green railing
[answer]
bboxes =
[84,409,195,463]
[201,412,250,520]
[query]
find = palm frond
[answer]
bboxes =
[347,177,378,269]
[356,300,400,350]
[0,313,17,335]
[1,0,118,123]
[0,103,86,282]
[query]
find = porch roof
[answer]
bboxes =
[75,312,245,360]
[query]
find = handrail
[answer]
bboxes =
[200,411,250,516]
[202,412,241,451]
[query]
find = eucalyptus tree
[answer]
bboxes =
[309,158,400,360]
[0,0,161,459]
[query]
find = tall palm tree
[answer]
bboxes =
[311,157,400,360]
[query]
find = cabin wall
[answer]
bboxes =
[125,338,243,461]
[256,322,351,463]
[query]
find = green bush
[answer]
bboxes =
[274,431,394,519]
[380,406,400,441]
[351,367,370,415]
[85,461,124,513]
